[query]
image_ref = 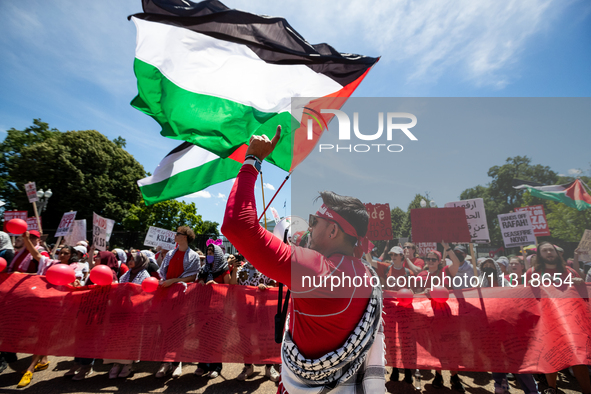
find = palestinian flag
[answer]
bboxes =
[513,179,591,211]
[138,141,247,205]
[130,0,378,175]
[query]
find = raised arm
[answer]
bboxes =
[221,126,293,286]
[442,242,461,277]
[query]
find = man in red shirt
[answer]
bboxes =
[155,226,200,379]
[222,126,386,394]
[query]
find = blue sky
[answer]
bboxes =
[1,0,590,229]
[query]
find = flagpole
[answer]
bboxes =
[579,178,591,193]
[258,172,292,223]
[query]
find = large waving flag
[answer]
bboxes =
[131,0,378,203]
[513,179,591,211]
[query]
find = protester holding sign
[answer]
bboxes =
[7,232,44,274]
[415,250,449,293]
[442,243,476,290]
[155,226,200,379]
[402,242,425,272]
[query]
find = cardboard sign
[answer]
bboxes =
[577,229,591,261]
[105,219,115,242]
[498,212,536,248]
[514,205,550,237]
[144,226,176,250]
[25,182,38,203]
[416,242,437,257]
[26,217,42,232]
[3,211,28,236]
[55,211,77,237]
[365,203,393,241]
[93,213,108,251]
[65,219,87,246]
[411,207,471,243]
[444,198,490,243]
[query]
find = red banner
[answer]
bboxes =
[515,205,551,237]
[411,207,471,243]
[0,274,590,372]
[365,203,393,241]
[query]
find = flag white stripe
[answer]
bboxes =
[137,144,219,187]
[133,17,343,114]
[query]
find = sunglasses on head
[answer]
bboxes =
[425,257,439,262]
[176,232,186,236]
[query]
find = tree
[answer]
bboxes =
[112,136,127,148]
[122,199,219,236]
[460,156,558,243]
[2,121,146,229]
[0,119,60,209]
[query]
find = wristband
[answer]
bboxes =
[244,154,262,163]
[446,248,452,252]
[244,158,261,173]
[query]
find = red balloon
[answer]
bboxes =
[0,257,7,272]
[90,265,113,286]
[142,277,159,292]
[430,286,449,303]
[6,219,27,235]
[46,264,76,286]
[397,288,414,306]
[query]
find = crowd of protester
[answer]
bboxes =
[0,228,590,393]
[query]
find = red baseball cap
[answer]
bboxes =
[28,230,41,238]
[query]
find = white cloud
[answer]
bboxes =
[231,0,562,88]
[264,183,276,191]
[568,168,582,175]
[216,193,227,199]
[185,191,212,198]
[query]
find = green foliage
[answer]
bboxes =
[122,199,219,236]
[1,120,146,229]
[112,136,127,148]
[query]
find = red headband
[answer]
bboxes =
[315,204,372,258]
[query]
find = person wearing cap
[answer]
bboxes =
[6,231,44,274]
[442,243,477,290]
[222,126,385,394]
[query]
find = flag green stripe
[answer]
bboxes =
[131,58,293,171]
[529,188,591,211]
[139,157,242,206]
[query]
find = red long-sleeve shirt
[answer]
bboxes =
[222,164,372,359]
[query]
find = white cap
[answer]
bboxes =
[389,246,404,255]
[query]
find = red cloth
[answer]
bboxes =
[417,269,450,290]
[119,263,129,278]
[407,257,425,270]
[166,250,186,280]
[213,270,230,284]
[222,165,372,360]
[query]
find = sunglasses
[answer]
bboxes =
[425,257,439,262]
[309,214,341,230]
[403,246,414,249]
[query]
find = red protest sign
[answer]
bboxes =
[365,203,393,241]
[411,207,471,243]
[514,205,550,237]
[3,211,28,236]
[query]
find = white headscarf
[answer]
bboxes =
[0,231,13,251]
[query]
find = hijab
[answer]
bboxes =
[99,250,119,281]
[129,251,149,282]
[0,231,13,251]
[200,244,229,282]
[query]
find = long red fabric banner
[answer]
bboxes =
[0,273,590,373]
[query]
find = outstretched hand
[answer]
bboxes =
[245,125,281,161]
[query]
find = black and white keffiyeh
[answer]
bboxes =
[280,263,386,394]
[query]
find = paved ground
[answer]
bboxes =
[0,355,587,393]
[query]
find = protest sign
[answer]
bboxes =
[398,237,409,246]
[105,219,115,242]
[3,211,28,236]
[65,219,87,246]
[416,242,437,257]
[498,212,536,248]
[24,182,38,203]
[55,211,77,237]
[411,207,471,243]
[144,226,176,250]
[444,198,490,243]
[577,229,591,260]
[26,217,41,232]
[365,203,393,241]
[514,205,550,237]
[93,213,108,251]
